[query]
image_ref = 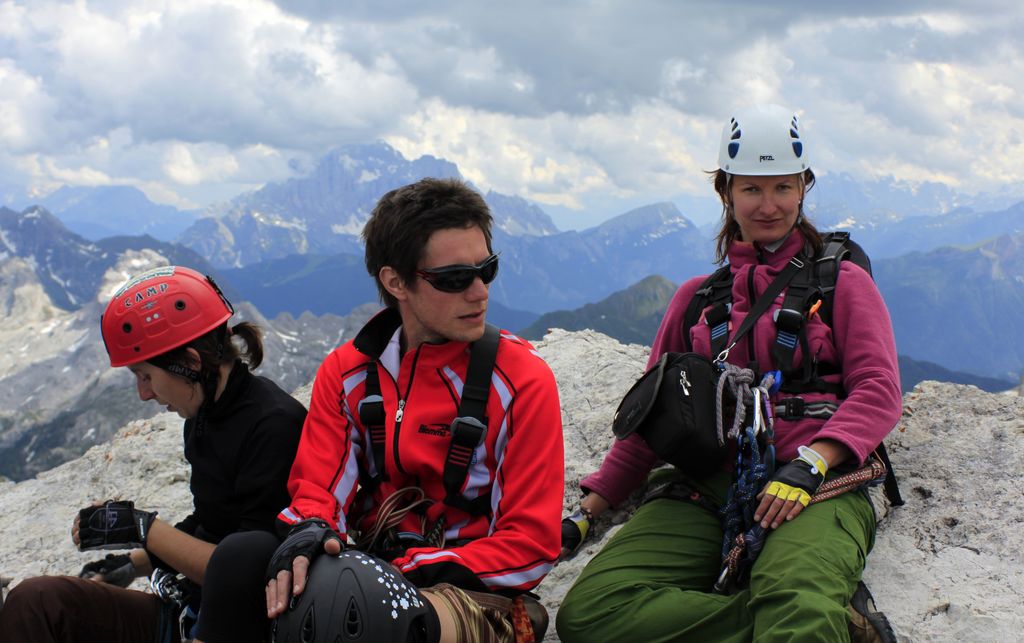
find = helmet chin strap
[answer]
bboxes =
[148,324,230,434]
[159,362,201,382]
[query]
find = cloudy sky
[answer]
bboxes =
[2,0,1023,228]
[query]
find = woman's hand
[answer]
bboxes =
[559,492,610,560]
[754,442,847,529]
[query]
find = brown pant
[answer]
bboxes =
[0,576,174,643]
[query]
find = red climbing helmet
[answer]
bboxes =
[101,266,233,367]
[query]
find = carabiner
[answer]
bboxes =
[751,388,762,437]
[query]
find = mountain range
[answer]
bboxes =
[0,208,378,480]
[0,206,215,310]
[4,141,1024,480]
[875,233,1024,380]
[12,185,199,242]
[517,273,1016,393]
[176,143,560,268]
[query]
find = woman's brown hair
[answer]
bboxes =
[152,321,264,385]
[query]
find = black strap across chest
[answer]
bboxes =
[683,232,858,393]
[358,324,501,516]
[678,232,902,506]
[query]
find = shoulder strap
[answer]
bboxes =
[816,231,870,328]
[358,362,388,485]
[455,324,501,426]
[443,324,501,515]
[358,325,502,516]
[682,265,733,355]
[772,231,859,380]
[717,255,807,363]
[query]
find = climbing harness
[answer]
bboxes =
[149,568,197,643]
[359,323,501,516]
[682,231,903,506]
[613,256,805,480]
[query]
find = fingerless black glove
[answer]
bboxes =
[78,501,158,551]
[764,445,829,507]
[560,508,592,557]
[79,553,137,587]
[266,519,343,581]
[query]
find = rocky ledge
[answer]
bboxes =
[1,329,1020,641]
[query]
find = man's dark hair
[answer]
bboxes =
[363,178,493,308]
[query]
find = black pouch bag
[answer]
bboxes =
[612,351,728,479]
[613,256,809,480]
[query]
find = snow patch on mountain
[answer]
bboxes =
[0,259,84,375]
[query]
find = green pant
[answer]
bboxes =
[556,469,875,643]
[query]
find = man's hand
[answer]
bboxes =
[77,501,158,550]
[755,445,829,529]
[265,520,343,618]
[79,553,137,587]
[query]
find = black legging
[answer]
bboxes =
[195,530,280,643]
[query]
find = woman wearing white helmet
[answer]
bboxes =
[556,105,902,641]
[0,266,306,643]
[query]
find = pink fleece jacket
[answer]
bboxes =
[581,231,902,507]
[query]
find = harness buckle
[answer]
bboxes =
[357,394,385,427]
[703,302,731,327]
[779,397,806,419]
[449,416,487,449]
[772,307,804,333]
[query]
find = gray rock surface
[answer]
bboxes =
[1,329,1020,642]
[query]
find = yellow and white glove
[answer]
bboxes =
[764,445,829,507]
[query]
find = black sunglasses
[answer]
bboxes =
[416,254,499,293]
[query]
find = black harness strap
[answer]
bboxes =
[684,265,733,356]
[358,362,388,484]
[770,233,857,377]
[875,443,904,506]
[679,231,903,506]
[443,324,501,515]
[356,324,502,516]
[717,255,807,361]
[641,479,720,515]
[769,264,820,376]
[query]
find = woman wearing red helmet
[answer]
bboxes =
[0,266,306,643]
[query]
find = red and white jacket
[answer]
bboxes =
[280,308,564,593]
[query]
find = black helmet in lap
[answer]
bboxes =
[272,550,434,643]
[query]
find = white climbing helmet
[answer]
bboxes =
[717,104,809,176]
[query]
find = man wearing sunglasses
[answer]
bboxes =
[249,177,564,642]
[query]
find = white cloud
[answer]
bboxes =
[389,98,716,210]
[162,144,239,186]
[3,0,1024,219]
[0,59,59,151]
